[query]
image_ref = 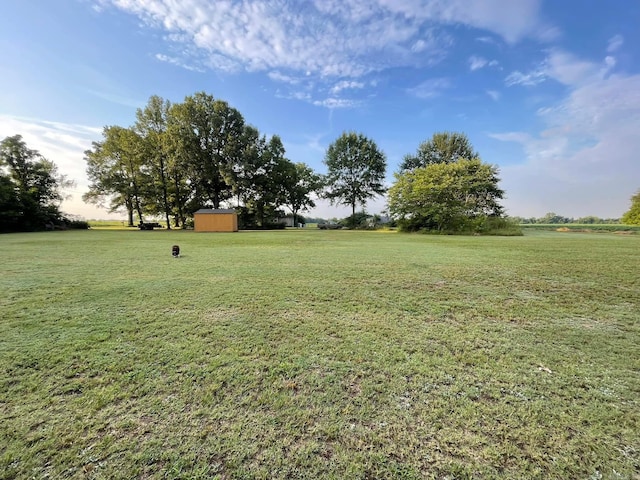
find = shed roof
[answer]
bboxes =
[194,209,237,214]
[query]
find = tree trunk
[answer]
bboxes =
[126,197,134,227]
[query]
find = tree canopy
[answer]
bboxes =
[388,157,505,232]
[83,92,320,228]
[621,190,640,225]
[323,132,387,223]
[399,131,479,172]
[281,162,324,227]
[0,135,74,232]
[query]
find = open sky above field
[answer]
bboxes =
[1,0,639,220]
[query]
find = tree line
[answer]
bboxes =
[510,213,623,225]
[4,88,637,233]
[83,93,324,229]
[84,95,510,233]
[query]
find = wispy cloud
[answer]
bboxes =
[407,78,451,99]
[505,68,547,87]
[494,59,640,216]
[312,98,360,109]
[97,0,553,81]
[468,56,498,71]
[155,53,205,72]
[268,71,304,85]
[0,115,114,218]
[330,80,365,95]
[506,49,618,88]
[607,34,624,53]
[486,90,500,101]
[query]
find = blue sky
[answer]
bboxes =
[1,0,638,220]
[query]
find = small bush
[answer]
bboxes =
[397,216,522,236]
[64,219,90,230]
[473,216,523,236]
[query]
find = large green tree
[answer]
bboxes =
[281,161,324,227]
[237,134,289,227]
[0,135,73,231]
[134,95,174,228]
[323,132,387,223]
[83,126,149,226]
[621,190,640,225]
[169,92,245,209]
[399,131,479,172]
[388,158,504,232]
[0,170,21,232]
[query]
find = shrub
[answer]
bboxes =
[64,219,90,230]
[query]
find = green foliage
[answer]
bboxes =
[472,216,523,236]
[171,92,245,210]
[0,135,74,232]
[339,211,383,230]
[621,189,640,225]
[323,131,387,222]
[84,93,321,230]
[1,230,638,478]
[134,95,174,228]
[63,219,90,229]
[0,173,20,232]
[399,131,479,172]
[536,212,573,224]
[234,134,289,226]
[83,126,150,226]
[388,158,505,233]
[281,161,324,226]
[512,215,622,225]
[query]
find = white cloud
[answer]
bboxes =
[275,89,314,103]
[486,90,500,101]
[505,68,547,87]
[155,53,205,72]
[607,34,623,53]
[268,71,302,85]
[468,55,498,71]
[469,56,488,71]
[312,98,360,109]
[330,80,365,95]
[379,0,553,44]
[0,115,122,219]
[493,70,640,217]
[506,48,618,89]
[97,0,554,81]
[407,78,451,99]
[544,50,602,86]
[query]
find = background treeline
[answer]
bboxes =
[3,90,638,233]
[510,213,622,224]
[84,93,323,229]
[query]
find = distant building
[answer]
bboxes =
[278,215,305,228]
[193,209,238,232]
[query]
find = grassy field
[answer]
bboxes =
[521,224,640,233]
[1,229,638,479]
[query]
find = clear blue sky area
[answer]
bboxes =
[1,0,638,219]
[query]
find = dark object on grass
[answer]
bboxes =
[138,222,163,230]
[172,245,180,258]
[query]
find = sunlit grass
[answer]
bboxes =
[1,229,638,478]
[88,220,135,230]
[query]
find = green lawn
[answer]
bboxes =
[1,229,638,479]
[521,223,640,233]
